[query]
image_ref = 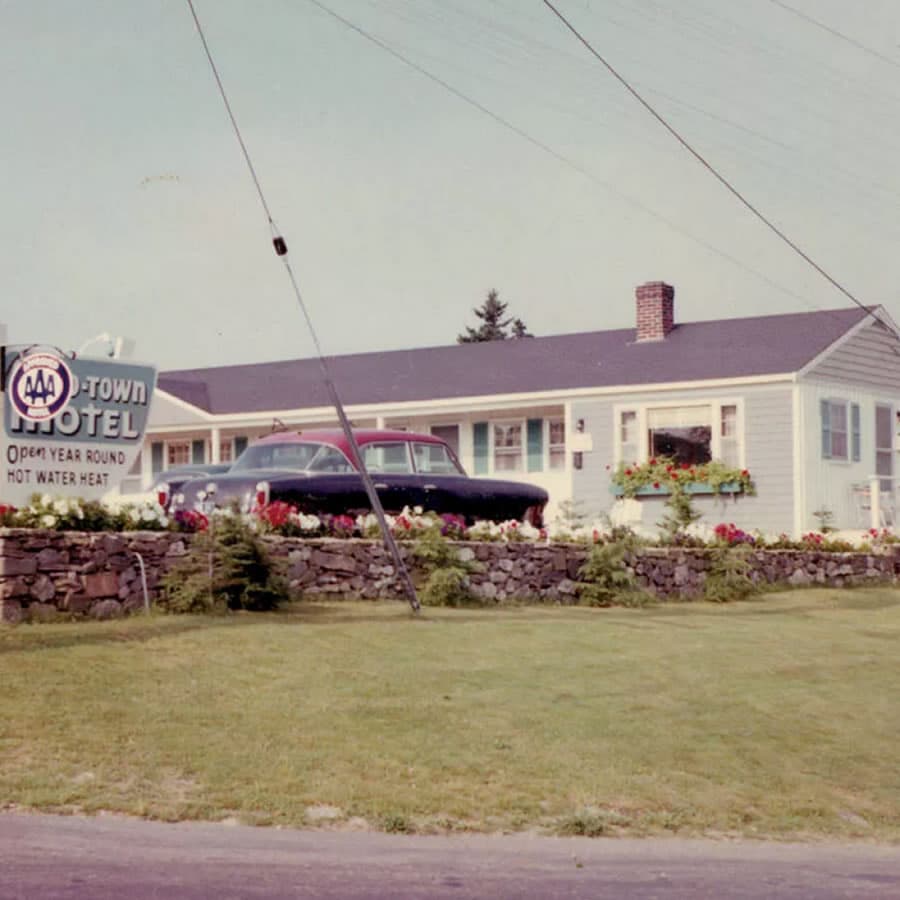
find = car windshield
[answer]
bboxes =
[231,441,325,472]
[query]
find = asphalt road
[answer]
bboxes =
[0,813,898,899]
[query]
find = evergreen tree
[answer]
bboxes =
[458,289,531,343]
[511,317,532,339]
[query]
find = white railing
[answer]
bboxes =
[851,476,898,530]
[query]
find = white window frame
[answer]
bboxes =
[219,439,235,464]
[492,419,525,473]
[547,417,566,471]
[821,398,858,463]
[166,440,191,468]
[613,399,745,468]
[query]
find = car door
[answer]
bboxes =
[410,440,470,516]
[360,441,424,513]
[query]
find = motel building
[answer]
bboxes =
[120,282,900,535]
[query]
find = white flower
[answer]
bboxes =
[41,514,57,528]
[53,498,69,515]
[40,493,53,507]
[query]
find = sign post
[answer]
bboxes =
[1,346,157,506]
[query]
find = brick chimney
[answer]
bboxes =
[635,281,675,342]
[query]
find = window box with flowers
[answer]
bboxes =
[610,458,755,498]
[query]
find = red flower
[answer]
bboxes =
[653,482,660,489]
[741,469,750,477]
[681,463,690,470]
[624,468,632,476]
[649,457,657,465]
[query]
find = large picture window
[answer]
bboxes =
[647,406,712,466]
[615,401,743,467]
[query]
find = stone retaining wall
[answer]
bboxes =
[0,528,897,622]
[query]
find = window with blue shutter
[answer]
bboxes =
[473,422,489,475]
[526,418,543,472]
[191,439,205,464]
[851,403,861,462]
[151,442,164,475]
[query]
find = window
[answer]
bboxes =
[430,425,460,457]
[620,411,638,465]
[648,406,712,466]
[413,442,461,475]
[362,442,411,474]
[232,441,321,472]
[720,404,739,468]
[472,417,565,475]
[167,441,190,466]
[219,440,234,463]
[821,400,854,461]
[308,446,353,473]
[616,401,743,467]
[548,419,566,470]
[876,404,893,490]
[493,422,523,471]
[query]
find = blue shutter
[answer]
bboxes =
[234,436,249,457]
[191,439,205,464]
[821,400,831,459]
[151,442,164,475]
[851,403,861,462]
[526,418,543,472]
[473,422,489,475]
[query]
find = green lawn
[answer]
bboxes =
[1,589,899,840]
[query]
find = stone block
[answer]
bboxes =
[0,556,36,577]
[29,574,56,603]
[84,573,120,599]
[62,591,91,614]
[36,548,69,568]
[101,534,126,554]
[310,550,359,573]
[0,578,29,599]
[0,539,25,559]
[90,599,123,620]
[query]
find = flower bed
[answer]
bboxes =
[610,458,755,498]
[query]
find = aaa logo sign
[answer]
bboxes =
[9,352,74,422]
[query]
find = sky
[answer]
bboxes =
[2,0,899,372]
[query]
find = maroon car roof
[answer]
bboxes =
[253,428,444,458]
[158,307,870,415]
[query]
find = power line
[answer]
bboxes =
[306,0,825,313]
[768,0,900,71]
[184,0,421,613]
[540,0,893,333]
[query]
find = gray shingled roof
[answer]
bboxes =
[158,307,869,415]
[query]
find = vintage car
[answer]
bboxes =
[153,464,233,511]
[170,428,549,526]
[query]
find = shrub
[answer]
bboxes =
[160,513,287,614]
[412,529,482,607]
[577,538,654,608]
[703,547,757,603]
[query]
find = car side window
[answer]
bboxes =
[308,446,354,473]
[362,442,411,474]
[412,442,460,475]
